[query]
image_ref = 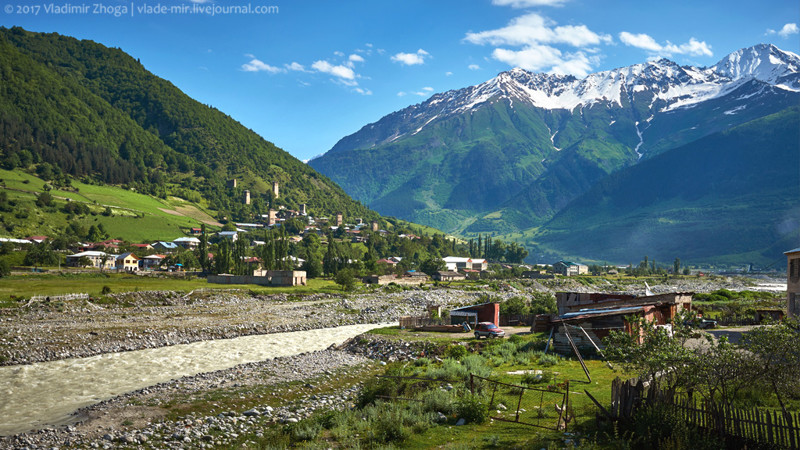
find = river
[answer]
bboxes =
[0,323,388,436]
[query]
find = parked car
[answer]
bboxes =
[698,318,718,329]
[474,322,505,339]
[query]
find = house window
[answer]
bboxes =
[791,258,800,283]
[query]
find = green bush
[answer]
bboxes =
[455,393,489,424]
[522,370,551,385]
[445,344,468,360]
[537,353,560,366]
[421,389,457,416]
[414,357,431,367]
[289,421,321,442]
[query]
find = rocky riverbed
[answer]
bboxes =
[0,335,457,449]
[0,275,768,366]
[0,275,774,448]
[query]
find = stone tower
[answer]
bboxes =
[787,248,800,317]
[371,221,379,232]
[244,190,251,205]
[267,209,278,226]
[300,204,307,215]
[272,182,279,199]
[336,213,343,226]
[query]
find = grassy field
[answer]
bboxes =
[0,272,341,306]
[227,329,625,448]
[0,169,219,242]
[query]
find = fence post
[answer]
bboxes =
[564,380,570,432]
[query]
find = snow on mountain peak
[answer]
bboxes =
[436,44,799,115]
[713,43,800,83]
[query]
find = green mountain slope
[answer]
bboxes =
[0,26,375,234]
[311,97,644,233]
[527,107,800,265]
[312,59,799,238]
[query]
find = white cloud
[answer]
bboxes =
[618,32,662,52]
[397,91,407,97]
[349,54,365,63]
[464,13,611,48]
[779,23,799,38]
[391,49,430,66]
[285,62,306,72]
[492,45,563,72]
[311,60,356,80]
[241,58,283,73]
[468,64,481,70]
[445,71,454,76]
[412,86,435,96]
[333,51,345,57]
[619,32,712,57]
[663,38,712,57]
[464,13,611,76]
[491,46,596,77]
[492,0,568,7]
[353,87,373,95]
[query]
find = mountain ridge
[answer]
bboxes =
[310,44,800,263]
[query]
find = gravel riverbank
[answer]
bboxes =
[0,276,772,448]
[0,276,766,366]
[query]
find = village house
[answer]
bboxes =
[66,251,115,269]
[787,248,800,318]
[140,254,165,270]
[443,256,488,272]
[25,235,48,244]
[115,252,139,272]
[548,291,693,354]
[0,238,33,248]
[217,231,238,242]
[553,260,588,276]
[151,241,179,252]
[449,302,500,327]
[189,227,203,235]
[173,237,201,250]
[130,243,154,251]
[432,271,465,282]
[209,270,307,287]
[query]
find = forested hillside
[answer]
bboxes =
[0,26,375,226]
[528,107,800,265]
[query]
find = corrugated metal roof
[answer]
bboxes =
[560,306,644,320]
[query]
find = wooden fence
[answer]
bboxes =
[609,377,800,448]
[669,396,800,449]
[398,316,443,328]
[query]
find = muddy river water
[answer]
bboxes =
[0,323,388,435]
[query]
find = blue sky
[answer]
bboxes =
[2,0,798,161]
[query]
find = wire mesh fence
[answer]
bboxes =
[470,374,569,430]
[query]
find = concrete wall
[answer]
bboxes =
[208,270,307,287]
[364,275,428,285]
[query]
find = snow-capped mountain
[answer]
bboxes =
[310,44,800,245]
[326,44,798,153]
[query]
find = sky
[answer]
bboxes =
[2,0,799,161]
